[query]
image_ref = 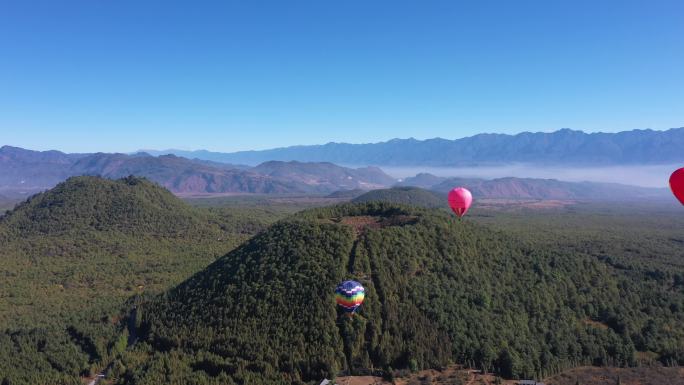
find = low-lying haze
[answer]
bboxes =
[379,164,679,188]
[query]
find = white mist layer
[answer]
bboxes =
[377,164,680,188]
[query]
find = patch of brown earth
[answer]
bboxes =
[337,366,514,385]
[335,376,391,385]
[582,319,610,330]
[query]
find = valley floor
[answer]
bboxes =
[545,366,684,385]
[336,366,684,385]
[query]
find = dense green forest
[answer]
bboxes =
[352,186,446,208]
[1,179,683,385]
[0,176,277,385]
[114,202,683,384]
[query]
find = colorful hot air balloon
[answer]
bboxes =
[670,167,684,205]
[448,187,473,217]
[335,280,365,314]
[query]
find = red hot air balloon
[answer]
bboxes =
[670,168,684,205]
[448,187,473,217]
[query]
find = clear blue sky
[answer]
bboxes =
[1,0,683,153]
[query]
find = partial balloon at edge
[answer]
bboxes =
[670,167,684,206]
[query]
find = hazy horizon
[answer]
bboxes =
[376,164,677,188]
[2,135,681,189]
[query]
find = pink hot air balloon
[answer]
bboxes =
[448,187,473,217]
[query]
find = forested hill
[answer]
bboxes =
[1,175,212,237]
[352,186,446,208]
[0,176,278,385]
[0,175,262,328]
[124,202,684,384]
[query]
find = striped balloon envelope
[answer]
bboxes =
[335,280,365,314]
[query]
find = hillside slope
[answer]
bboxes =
[2,175,211,236]
[352,186,446,208]
[0,145,87,196]
[396,172,449,188]
[121,203,684,384]
[0,147,397,195]
[252,161,395,192]
[0,176,274,385]
[71,153,300,194]
[0,176,270,327]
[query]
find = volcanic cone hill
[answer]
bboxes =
[0,175,276,385]
[126,202,684,384]
[0,175,219,238]
[0,176,237,323]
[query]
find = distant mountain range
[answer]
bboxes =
[143,127,684,166]
[0,143,673,202]
[0,146,395,197]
